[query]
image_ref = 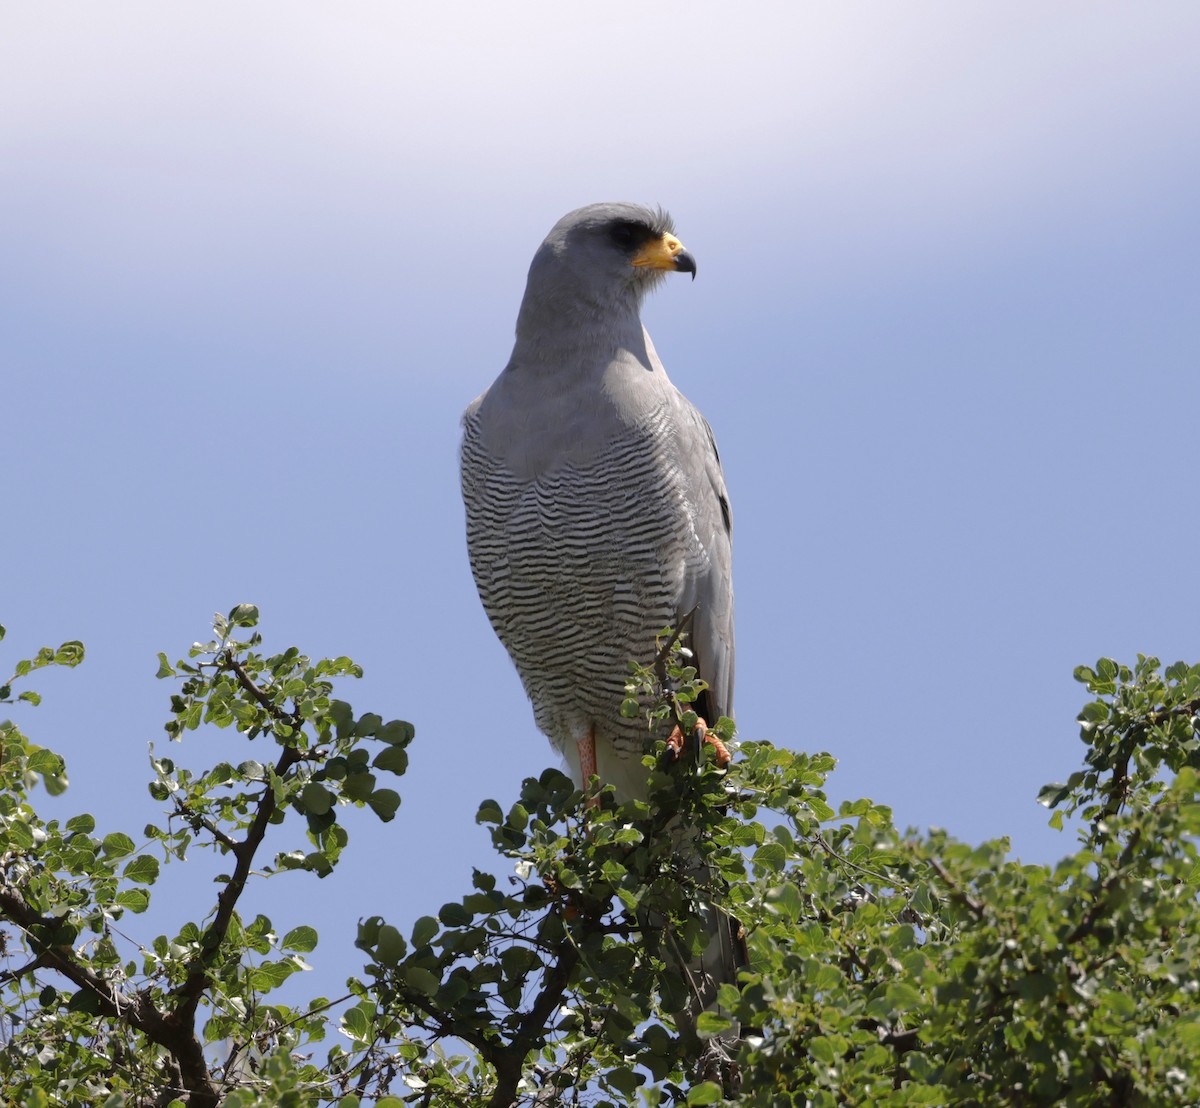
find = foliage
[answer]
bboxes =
[2,612,1198,1106]
[0,608,412,1107]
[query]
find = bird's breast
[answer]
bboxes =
[462,398,708,745]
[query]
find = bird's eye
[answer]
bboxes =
[607,221,645,250]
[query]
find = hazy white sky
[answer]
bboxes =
[4,2,1199,1021]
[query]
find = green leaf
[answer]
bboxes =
[281,925,318,953]
[439,902,471,927]
[67,989,101,1014]
[367,788,400,822]
[340,1005,372,1043]
[412,916,439,947]
[753,842,787,873]
[695,1011,733,1038]
[372,745,409,776]
[764,882,803,919]
[250,960,296,990]
[28,748,64,777]
[607,1066,643,1096]
[374,924,406,966]
[341,771,377,801]
[54,641,85,667]
[1078,700,1110,724]
[66,813,96,834]
[1103,991,1137,1019]
[102,832,136,858]
[354,712,383,737]
[687,1082,723,1105]
[885,981,924,1010]
[115,889,151,913]
[377,719,415,746]
[1037,782,1069,808]
[401,965,441,996]
[301,782,335,815]
[123,855,160,885]
[476,799,503,824]
[228,603,260,628]
[809,1035,838,1065]
[8,821,34,850]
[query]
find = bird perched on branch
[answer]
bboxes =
[460,201,735,802]
[460,204,743,1074]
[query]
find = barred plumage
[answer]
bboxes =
[463,394,721,794]
[460,202,734,802]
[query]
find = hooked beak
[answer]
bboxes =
[632,233,698,281]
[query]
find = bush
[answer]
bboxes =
[2,609,1197,1105]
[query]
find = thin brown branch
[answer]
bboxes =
[223,650,301,729]
[272,990,356,1032]
[928,857,986,921]
[0,951,47,984]
[173,741,301,1021]
[813,831,895,886]
[172,796,240,852]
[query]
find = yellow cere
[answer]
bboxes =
[631,234,686,269]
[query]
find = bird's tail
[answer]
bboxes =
[635,802,749,1086]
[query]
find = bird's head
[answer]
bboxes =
[525,202,697,315]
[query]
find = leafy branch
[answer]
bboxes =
[3,613,1200,1105]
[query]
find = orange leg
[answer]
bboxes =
[667,716,731,767]
[576,725,597,795]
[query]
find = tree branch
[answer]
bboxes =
[172,744,300,1022]
[1103,695,1200,818]
[158,651,305,1099]
[0,881,218,1106]
[172,796,240,852]
[485,951,581,1107]
[223,649,302,729]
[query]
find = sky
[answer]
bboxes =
[4,1,1200,1029]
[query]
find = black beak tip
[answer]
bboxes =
[675,250,698,280]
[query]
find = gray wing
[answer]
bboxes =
[674,397,735,724]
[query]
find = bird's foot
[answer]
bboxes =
[667,716,731,767]
[577,727,602,810]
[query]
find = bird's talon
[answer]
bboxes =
[707,733,732,767]
[666,716,731,767]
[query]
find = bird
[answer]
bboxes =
[460,201,735,803]
[460,203,743,1067]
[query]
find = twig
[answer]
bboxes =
[928,857,985,921]
[223,650,302,730]
[172,796,240,853]
[0,952,47,985]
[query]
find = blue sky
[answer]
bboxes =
[5,2,1199,1023]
